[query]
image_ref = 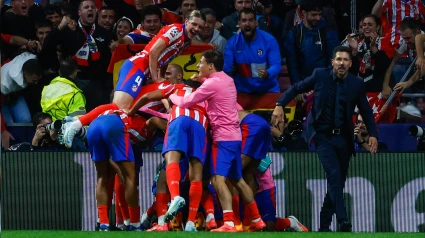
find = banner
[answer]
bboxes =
[108,44,213,86]
[2,152,424,232]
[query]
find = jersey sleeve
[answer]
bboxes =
[159,25,184,46]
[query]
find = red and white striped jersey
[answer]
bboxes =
[127,24,190,77]
[131,81,172,111]
[381,0,425,48]
[158,83,208,130]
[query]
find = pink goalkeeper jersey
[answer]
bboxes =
[169,71,241,141]
[255,168,275,193]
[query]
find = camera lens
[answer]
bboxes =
[409,125,424,138]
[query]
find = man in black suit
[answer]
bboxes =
[271,46,378,232]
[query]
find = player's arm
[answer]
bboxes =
[169,81,214,108]
[129,90,164,116]
[148,38,168,83]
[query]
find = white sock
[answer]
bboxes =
[224,221,235,227]
[124,219,130,226]
[206,213,214,222]
[71,120,83,130]
[186,220,195,227]
[158,215,165,225]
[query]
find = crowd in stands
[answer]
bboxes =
[1,0,425,151]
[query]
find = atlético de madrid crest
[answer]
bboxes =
[258,49,263,56]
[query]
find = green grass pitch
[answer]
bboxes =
[3,231,424,238]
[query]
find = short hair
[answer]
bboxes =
[141,5,162,22]
[332,46,352,60]
[45,4,62,16]
[35,20,52,29]
[98,6,115,14]
[239,7,256,20]
[180,0,197,7]
[59,58,78,78]
[32,112,52,126]
[187,10,206,22]
[22,59,43,76]
[300,0,322,12]
[361,14,380,26]
[202,50,224,71]
[400,17,421,32]
[200,8,216,19]
[79,0,96,10]
[169,64,183,75]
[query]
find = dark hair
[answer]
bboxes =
[400,17,421,31]
[141,5,162,22]
[35,20,52,29]
[332,46,352,60]
[187,10,206,22]
[32,112,52,126]
[200,8,216,19]
[361,14,381,26]
[239,7,256,20]
[202,50,224,71]
[61,2,73,17]
[59,58,78,78]
[98,6,115,14]
[180,0,197,7]
[300,0,322,12]
[169,63,183,75]
[45,4,62,17]
[79,0,96,10]
[22,59,43,76]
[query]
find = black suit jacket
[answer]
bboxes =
[277,68,378,155]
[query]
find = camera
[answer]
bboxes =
[43,120,63,134]
[408,125,425,138]
[408,125,425,151]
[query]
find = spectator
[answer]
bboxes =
[283,0,339,85]
[41,0,113,111]
[45,4,63,28]
[1,53,42,149]
[1,0,37,60]
[256,0,284,53]
[221,0,268,40]
[35,20,52,48]
[224,8,281,93]
[41,58,86,121]
[123,5,162,44]
[196,8,227,53]
[109,17,135,51]
[354,114,388,152]
[383,18,422,98]
[177,0,197,22]
[97,6,116,31]
[347,15,391,93]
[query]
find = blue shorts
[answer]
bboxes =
[87,114,134,163]
[255,186,277,222]
[162,116,207,164]
[210,141,242,179]
[241,114,271,160]
[115,60,147,99]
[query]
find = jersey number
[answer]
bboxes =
[182,86,193,96]
[135,76,143,86]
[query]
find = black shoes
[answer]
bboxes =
[338,220,352,232]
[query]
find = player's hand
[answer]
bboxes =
[1,130,15,150]
[258,68,268,79]
[368,136,378,153]
[381,85,392,99]
[271,106,285,127]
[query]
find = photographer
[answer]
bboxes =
[270,119,309,151]
[354,114,388,152]
[31,112,63,150]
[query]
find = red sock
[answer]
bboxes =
[242,204,251,226]
[128,206,140,223]
[98,205,109,225]
[79,103,119,126]
[232,196,241,225]
[223,211,234,222]
[201,192,215,215]
[166,162,181,199]
[114,175,129,220]
[247,201,261,221]
[156,193,170,216]
[147,201,156,217]
[275,217,291,231]
[187,181,202,222]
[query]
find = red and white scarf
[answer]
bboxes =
[73,20,100,66]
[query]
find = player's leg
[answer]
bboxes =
[147,167,170,232]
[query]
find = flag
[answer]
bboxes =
[366,92,399,123]
[108,44,213,87]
